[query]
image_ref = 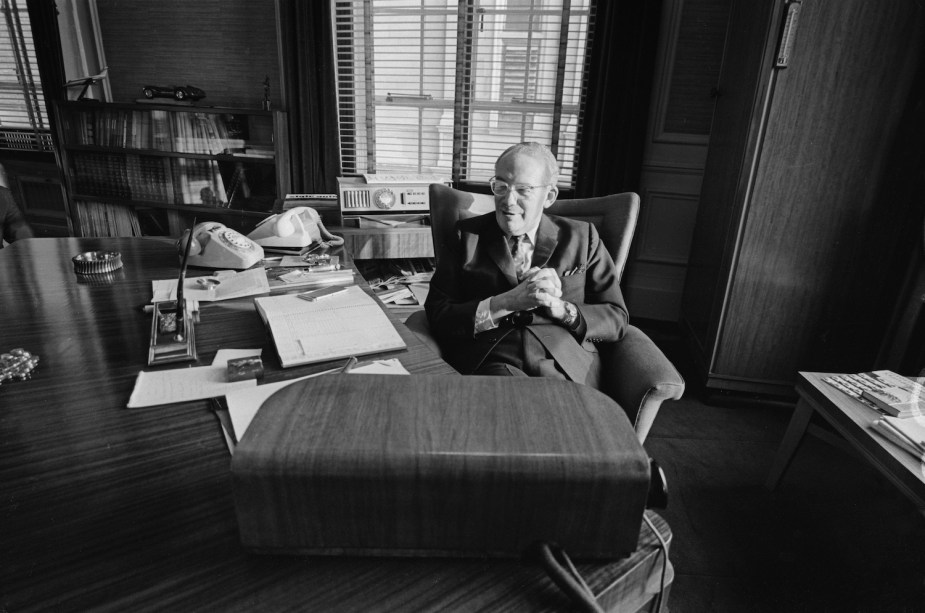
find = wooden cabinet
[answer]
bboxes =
[55,101,289,236]
[681,0,925,396]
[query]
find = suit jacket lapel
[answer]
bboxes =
[531,215,559,269]
[474,215,519,286]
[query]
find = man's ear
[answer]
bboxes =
[543,185,559,208]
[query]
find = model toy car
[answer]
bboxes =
[142,85,206,101]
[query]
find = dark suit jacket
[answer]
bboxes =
[424,212,628,383]
[0,187,33,247]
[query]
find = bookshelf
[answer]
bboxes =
[55,101,290,237]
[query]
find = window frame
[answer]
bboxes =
[0,0,52,152]
[332,0,594,191]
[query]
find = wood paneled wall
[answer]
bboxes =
[94,0,280,110]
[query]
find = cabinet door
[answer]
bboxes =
[685,0,925,394]
[681,0,781,388]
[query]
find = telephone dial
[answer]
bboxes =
[177,222,264,269]
[247,206,344,249]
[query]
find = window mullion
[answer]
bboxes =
[362,0,377,172]
[451,0,476,183]
[4,0,37,131]
[549,0,571,159]
[518,4,536,143]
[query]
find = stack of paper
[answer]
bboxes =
[861,384,925,418]
[151,267,270,302]
[254,285,406,367]
[872,416,925,459]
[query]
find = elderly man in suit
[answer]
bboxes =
[424,142,628,386]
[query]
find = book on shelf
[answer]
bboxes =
[823,370,925,417]
[76,201,141,237]
[173,158,228,207]
[254,284,406,368]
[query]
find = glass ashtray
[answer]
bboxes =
[72,251,123,275]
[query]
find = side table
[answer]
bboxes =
[765,372,925,512]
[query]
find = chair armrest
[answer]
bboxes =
[598,325,685,442]
[404,309,445,358]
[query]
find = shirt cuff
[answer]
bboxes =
[474,297,499,334]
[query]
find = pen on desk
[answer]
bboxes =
[879,418,925,454]
[297,286,348,301]
[340,356,358,373]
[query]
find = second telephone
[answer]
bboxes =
[178,222,264,269]
[247,206,344,249]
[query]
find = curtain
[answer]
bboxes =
[575,0,662,197]
[26,0,64,150]
[277,0,341,194]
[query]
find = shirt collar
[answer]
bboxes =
[508,225,539,247]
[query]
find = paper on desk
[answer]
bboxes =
[280,255,310,267]
[211,348,263,368]
[226,358,409,442]
[127,365,257,408]
[151,267,270,303]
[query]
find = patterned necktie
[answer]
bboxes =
[510,234,529,280]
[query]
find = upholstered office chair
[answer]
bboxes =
[405,183,685,442]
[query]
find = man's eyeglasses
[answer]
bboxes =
[489,177,551,198]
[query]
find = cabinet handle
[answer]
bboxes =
[775,1,803,68]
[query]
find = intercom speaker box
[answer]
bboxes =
[336,174,452,227]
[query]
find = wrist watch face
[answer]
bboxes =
[564,302,577,323]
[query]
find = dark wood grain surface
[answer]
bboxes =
[0,237,672,612]
[681,0,925,395]
[718,0,925,385]
[233,374,650,558]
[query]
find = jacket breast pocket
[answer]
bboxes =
[560,271,586,302]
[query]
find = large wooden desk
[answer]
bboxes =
[0,238,671,612]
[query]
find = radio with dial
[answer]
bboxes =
[337,174,451,220]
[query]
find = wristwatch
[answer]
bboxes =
[561,301,579,329]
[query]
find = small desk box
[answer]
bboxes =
[231,374,651,559]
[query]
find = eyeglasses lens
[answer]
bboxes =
[490,179,536,197]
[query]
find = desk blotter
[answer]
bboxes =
[231,374,651,559]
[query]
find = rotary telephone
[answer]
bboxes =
[247,206,344,249]
[177,222,264,269]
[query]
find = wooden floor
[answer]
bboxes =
[640,321,925,612]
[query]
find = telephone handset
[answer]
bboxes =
[178,222,265,269]
[247,206,344,249]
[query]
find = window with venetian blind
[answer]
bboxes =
[332,0,594,189]
[0,0,51,151]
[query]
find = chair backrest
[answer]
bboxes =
[428,183,639,281]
